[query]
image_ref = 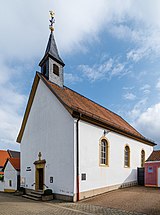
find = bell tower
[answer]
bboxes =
[39,11,65,87]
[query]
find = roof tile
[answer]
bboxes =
[146,150,160,162]
[0,150,10,167]
[8,158,20,171]
[45,76,144,139]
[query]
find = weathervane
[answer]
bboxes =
[49,10,55,32]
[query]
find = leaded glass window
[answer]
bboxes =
[100,139,108,165]
[124,146,130,167]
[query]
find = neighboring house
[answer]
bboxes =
[17,24,156,201]
[3,158,20,192]
[7,150,20,159]
[145,150,160,187]
[0,150,10,176]
[0,150,20,176]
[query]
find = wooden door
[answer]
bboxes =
[38,168,44,190]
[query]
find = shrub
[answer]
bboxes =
[0,175,4,182]
[43,189,52,195]
[19,187,26,194]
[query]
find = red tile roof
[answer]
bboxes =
[40,74,154,145]
[0,172,4,175]
[8,158,20,171]
[146,150,160,162]
[0,150,10,167]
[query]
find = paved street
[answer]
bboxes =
[81,186,160,215]
[0,192,145,215]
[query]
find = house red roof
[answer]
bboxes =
[16,73,156,146]
[146,150,160,162]
[8,158,20,171]
[0,150,10,167]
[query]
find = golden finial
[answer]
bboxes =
[49,10,55,32]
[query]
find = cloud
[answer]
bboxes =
[123,92,136,101]
[134,103,160,147]
[64,73,82,85]
[0,58,27,150]
[128,98,148,120]
[156,79,160,91]
[0,83,26,150]
[127,48,149,62]
[140,84,151,94]
[78,57,129,82]
[123,86,135,90]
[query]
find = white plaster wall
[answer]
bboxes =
[4,162,18,190]
[0,181,4,191]
[79,121,153,193]
[21,79,74,197]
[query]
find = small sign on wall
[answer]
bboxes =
[81,173,86,181]
[148,166,153,173]
[21,177,25,186]
[50,177,53,183]
[26,167,31,171]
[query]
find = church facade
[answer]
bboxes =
[17,16,155,202]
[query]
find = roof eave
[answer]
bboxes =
[39,53,65,67]
[71,110,156,147]
[16,73,40,143]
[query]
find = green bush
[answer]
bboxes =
[43,189,52,195]
[0,175,4,181]
[19,187,26,194]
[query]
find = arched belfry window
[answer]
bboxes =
[100,139,109,166]
[124,145,130,167]
[141,150,145,167]
[53,64,59,76]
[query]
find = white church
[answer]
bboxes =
[17,13,155,202]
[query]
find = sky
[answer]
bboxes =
[0,0,160,151]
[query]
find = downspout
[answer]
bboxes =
[76,116,80,201]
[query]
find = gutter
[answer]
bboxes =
[76,115,80,201]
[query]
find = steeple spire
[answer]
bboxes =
[39,11,65,87]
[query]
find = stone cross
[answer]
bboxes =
[38,152,42,161]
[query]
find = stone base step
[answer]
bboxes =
[31,190,44,195]
[22,194,41,201]
[29,193,42,198]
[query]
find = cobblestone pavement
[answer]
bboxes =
[0,192,146,215]
[81,186,160,215]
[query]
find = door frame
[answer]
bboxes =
[34,160,46,191]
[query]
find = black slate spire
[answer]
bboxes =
[39,32,65,67]
[39,11,64,87]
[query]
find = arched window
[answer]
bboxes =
[100,139,109,166]
[124,145,130,167]
[141,150,145,167]
[53,64,59,76]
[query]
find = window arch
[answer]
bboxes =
[124,145,130,167]
[100,139,109,166]
[141,150,145,167]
